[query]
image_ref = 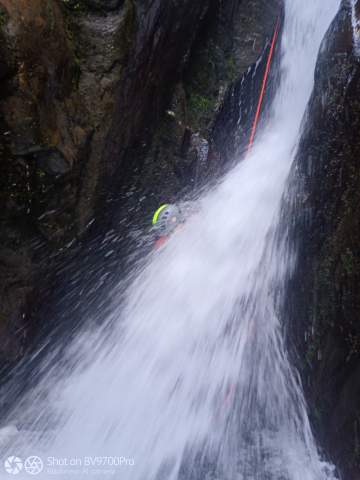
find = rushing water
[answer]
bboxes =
[1,1,342,479]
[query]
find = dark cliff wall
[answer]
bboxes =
[102,0,282,218]
[285,2,360,478]
[0,0,129,366]
[0,0,282,370]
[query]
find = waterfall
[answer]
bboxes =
[1,1,341,479]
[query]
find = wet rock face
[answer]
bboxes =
[0,0,77,368]
[102,0,211,196]
[0,0,129,368]
[285,2,360,477]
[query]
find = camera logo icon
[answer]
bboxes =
[4,456,23,475]
[24,456,44,475]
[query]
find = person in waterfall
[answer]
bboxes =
[152,202,196,249]
[151,204,184,249]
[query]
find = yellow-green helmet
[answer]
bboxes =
[152,204,182,235]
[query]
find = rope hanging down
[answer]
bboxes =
[247,18,281,151]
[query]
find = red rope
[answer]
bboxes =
[247,18,280,151]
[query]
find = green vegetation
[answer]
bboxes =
[183,30,240,138]
[187,92,215,134]
[188,93,213,113]
[61,0,86,13]
[226,55,238,83]
[341,247,357,276]
[0,5,9,27]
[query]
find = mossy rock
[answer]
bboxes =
[0,5,8,28]
[61,0,86,13]
[186,91,216,136]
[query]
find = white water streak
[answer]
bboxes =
[351,0,360,54]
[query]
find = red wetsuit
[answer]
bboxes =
[154,236,169,249]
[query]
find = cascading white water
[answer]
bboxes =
[2,1,342,479]
[351,0,360,54]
